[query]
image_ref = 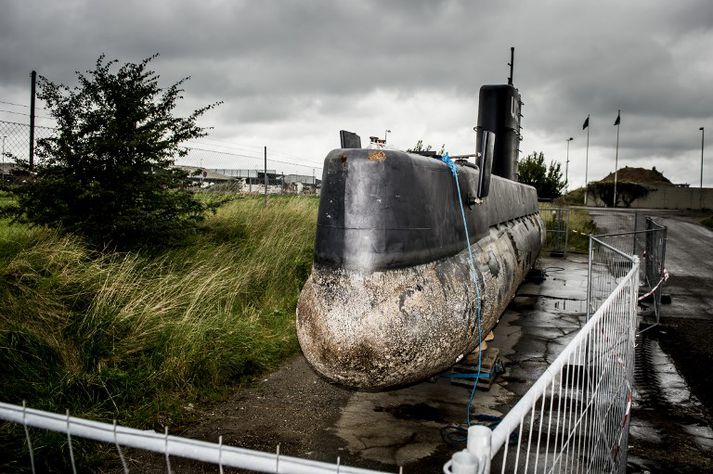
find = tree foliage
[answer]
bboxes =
[10,54,220,248]
[588,181,649,207]
[518,152,567,199]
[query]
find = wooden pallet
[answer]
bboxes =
[449,346,500,390]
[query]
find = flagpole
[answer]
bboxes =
[613,109,620,208]
[584,115,590,206]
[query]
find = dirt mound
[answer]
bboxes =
[599,166,673,187]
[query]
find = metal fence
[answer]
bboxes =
[445,237,639,473]
[542,207,570,257]
[0,119,55,165]
[0,119,321,194]
[590,215,667,327]
[0,401,396,474]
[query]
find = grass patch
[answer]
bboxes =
[539,203,597,254]
[0,195,318,470]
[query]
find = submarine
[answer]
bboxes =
[297,51,544,390]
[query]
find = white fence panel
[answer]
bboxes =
[446,237,639,473]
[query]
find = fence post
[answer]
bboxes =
[29,70,36,170]
[632,212,638,255]
[656,226,667,324]
[564,208,570,258]
[264,146,268,207]
[586,236,593,320]
[444,426,491,474]
[467,425,492,473]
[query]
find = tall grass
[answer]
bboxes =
[0,195,317,470]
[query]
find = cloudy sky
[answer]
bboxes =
[1,0,712,185]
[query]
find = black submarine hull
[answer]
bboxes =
[297,148,544,390]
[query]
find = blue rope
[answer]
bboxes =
[440,153,483,427]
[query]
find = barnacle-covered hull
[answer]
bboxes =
[296,149,543,390]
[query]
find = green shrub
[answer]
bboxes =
[8,55,220,249]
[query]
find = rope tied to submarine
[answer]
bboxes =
[441,152,483,427]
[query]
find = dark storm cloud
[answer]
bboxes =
[1,0,712,182]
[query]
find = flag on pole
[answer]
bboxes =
[614,110,621,126]
[582,115,589,130]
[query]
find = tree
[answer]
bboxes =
[518,152,567,199]
[10,54,220,248]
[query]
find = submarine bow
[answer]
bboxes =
[297,147,544,390]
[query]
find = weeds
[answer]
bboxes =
[0,195,318,470]
[539,203,597,254]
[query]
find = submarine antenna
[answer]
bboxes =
[508,47,515,85]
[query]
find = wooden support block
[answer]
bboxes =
[449,347,501,391]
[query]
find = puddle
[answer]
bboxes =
[682,424,713,452]
[335,379,469,465]
[633,334,713,460]
[629,418,663,444]
[638,337,701,411]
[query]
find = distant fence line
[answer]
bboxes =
[0,119,323,178]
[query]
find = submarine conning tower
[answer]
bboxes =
[476,84,522,182]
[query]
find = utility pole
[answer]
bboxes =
[29,70,36,170]
[613,109,621,208]
[700,127,705,189]
[565,137,573,192]
[583,115,590,206]
[264,146,268,207]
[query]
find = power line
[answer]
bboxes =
[0,99,29,108]
[192,137,265,153]
[0,99,49,111]
[185,145,322,170]
[0,109,56,121]
[190,138,323,167]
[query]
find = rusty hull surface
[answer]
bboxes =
[297,213,544,390]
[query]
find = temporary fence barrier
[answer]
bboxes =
[542,207,570,257]
[590,214,667,328]
[0,401,397,474]
[445,236,639,473]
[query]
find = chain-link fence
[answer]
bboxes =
[0,119,55,168]
[0,120,322,194]
[445,237,639,473]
